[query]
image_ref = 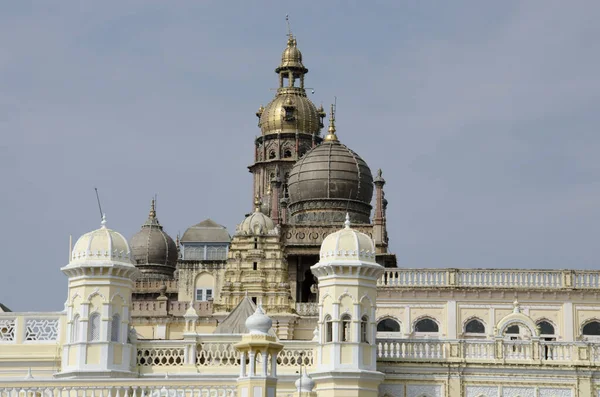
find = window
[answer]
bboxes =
[71,314,80,343]
[269,151,276,159]
[465,319,485,334]
[111,314,120,342]
[361,315,369,343]
[283,149,292,158]
[88,313,100,341]
[583,321,600,336]
[324,315,333,343]
[377,318,400,333]
[537,321,555,335]
[340,314,352,342]
[505,325,520,334]
[414,318,439,333]
[196,288,213,302]
[253,262,258,271]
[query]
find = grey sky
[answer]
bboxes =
[1,1,599,311]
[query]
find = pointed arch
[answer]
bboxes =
[581,318,600,336]
[337,292,356,303]
[463,316,486,334]
[110,292,127,305]
[496,311,538,338]
[319,292,333,305]
[359,293,374,308]
[70,292,82,304]
[86,290,107,303]
[413,316,440,333]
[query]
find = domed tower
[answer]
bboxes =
[59,215,139,378]
[287,105,374,225]
[250,34,326,217]
[129,199,178,280]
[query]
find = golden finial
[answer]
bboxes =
[254,195,262,212]
[149,198,156,219]
[323,103,339,142]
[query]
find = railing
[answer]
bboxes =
[131,301,212,318]
[376,339,600,365]
[134,280,179,293]
[0,313,63,344]
[0,386,236,397]
[295,302,318,316]
[378,269,600,290]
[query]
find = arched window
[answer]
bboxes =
[377,318,400,333]
[111,314,120,342]
[88,312,100,342]
[71,314,80,343]
[340,314,352,342]
[414,318,439,333]
[324,315,333,343]
[269,151,276,159]
[283,149,292,158]
[361,315,369,343]
[537,320,555,335]
[505,324,520,334]
[583,321,600,336]
[465,319,485,334]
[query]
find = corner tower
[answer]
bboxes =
[250,34,326,216]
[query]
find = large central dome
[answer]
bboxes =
[287,110,373,224]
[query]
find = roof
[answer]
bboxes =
[213,297,276,337]
[181,219,230,243]
[0,303,12,312]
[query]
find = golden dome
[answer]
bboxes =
[259,93,323,135]
[276,37,307,73]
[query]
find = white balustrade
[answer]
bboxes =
[463,341,495,359]
[503,341,532,360]
[575,271,600,288]
[377,340,446,360]
[0,386,236,397]
[540,342,572,361]
[377,270,447,287]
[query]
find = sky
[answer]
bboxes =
[1,1,599,312]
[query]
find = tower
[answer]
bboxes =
[250,34,326,215]
[310,214,385,397]
[58,216,139,378]
[234,306,284,397]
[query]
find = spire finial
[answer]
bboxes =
[149,198,156,219]
[286,14,293,44]
[324,102,339,142]
[254,195,261,212]
[100,213,107,228]
[344,213,351,229]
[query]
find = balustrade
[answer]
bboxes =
[295,302,318,316]
[0,386,236,397]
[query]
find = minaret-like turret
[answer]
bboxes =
[58,215,140,378]
[249,30,326,216]
[310,214,385,396]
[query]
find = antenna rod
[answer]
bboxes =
[286,14,292,38]
[94,187,104,220]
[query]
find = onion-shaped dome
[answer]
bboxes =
[129,200,178,279]
[287,108,373,224]
[295,368,315,392]
[319,214,377,263]
[276,37,307,72]
[237,197,276,236]
[69,215,134,266]
[245,305,272,335]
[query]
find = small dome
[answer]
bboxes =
[295,368,315,392]
[276,37,307,72]
[245,305,272,335]
[130,200,178,279]
[319,214,376,263]
[287,112,373,224]
[70,215,134,266]
[181,219,230,243]
[237,198,276,236]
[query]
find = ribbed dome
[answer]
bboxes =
[287,121,373,224]
[319,214,376,263]
[129,200,178,279]
[237,198,276,236]
[276,37,306,72]
[69,215,134,266]
[258,93,322,136]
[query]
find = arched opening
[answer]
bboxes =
[195,273,215,302]
[283,149,292,158]
[377,318,400,333]
[340,314,352,342]
[301,269,317,303]
[324,315,333,343]
[414,318,439,336]
[361,315,369,344]
[88,313,100,342]
[465,319,485,335]
[111,314,120,342]
[583,320,600,337]
[269,150,276,159]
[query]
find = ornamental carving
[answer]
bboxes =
[503,388,535,397]
[0,319,15,341]
[379,384,404,397]
[466,386,498,397]
[539,389,572,397]
[25,318,59,341]
[406,385,442,397]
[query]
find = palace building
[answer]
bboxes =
[1,32,600,397]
